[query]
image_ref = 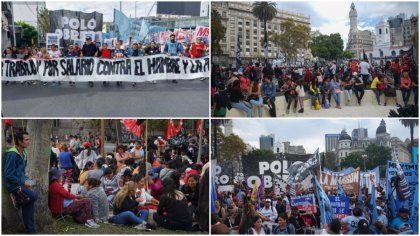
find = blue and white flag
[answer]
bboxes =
[315,177,333,226]
[337,182,345,196]
[370,181,378,225]
[114,9,131,42]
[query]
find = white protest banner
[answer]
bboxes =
[318,169,360,195]
[2,55,209,82]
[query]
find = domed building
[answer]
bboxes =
[334,119,410,163]
[338,129,352,163]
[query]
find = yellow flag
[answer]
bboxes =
[251,180,259,202]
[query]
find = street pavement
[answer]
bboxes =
[2,79,209,117]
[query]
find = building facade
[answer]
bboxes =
[332,120,410,163]
[260,134,275,150]
[325,134,340,153]
[212,1,310,66]
[283,141,306,155]
[346,2,375,58]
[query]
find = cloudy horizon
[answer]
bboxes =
[229,119,418,153]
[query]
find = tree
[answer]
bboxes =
[341,144,392,177]
[216,129,247,161]
[211,10,226,55]
[15,21,38,47]
[324,151,338,171]
[340,151,364,169]
[38,7,50,39]
[248,148,273,157]
[252,1,277,60]
[400,119,419,160]
[26,120,54,232]
[3,120,54,233]
[269,19,310,63]
[311,33,346,60]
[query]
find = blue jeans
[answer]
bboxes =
[310,94,321,106]
[332,92,341,106]
[249,97,263,117]
[401,89,411,105]
[112,210,149,225]
[21,187,38,234]
[231,101,253,117]
[413,87,418,105]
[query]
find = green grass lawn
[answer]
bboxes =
[43,218,207,234]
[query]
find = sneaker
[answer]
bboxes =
[152,81,157,84]
[200,78,206,81]
[132,82,136,87]
[298,108,304,113]
[10,193,19,210]
[89,82,94,87]
[43,82,48,86]
[378,103,382,105]
[172,80,178,84]
[133,224,149,231]
[384,103,387,106]
[5,81,9,86]
[85,219,100,228]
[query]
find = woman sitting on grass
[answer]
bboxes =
[48,168,99,228]
[86,178,109,223]
[153,178,192,230]
[110,181,155,230]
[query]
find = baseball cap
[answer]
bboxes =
[49,168,65,181]
[86,36,92,40]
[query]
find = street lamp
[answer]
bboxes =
[362,154,367,171]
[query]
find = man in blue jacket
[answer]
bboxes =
[3,131,38,234]
[262,76,277,117]
[163,34,183,84]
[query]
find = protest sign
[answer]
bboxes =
[328,195,350,220]
[290,194,316,214]
[46,33,60,50]
[360,167,380,193]
[214,161,234,192]
[194,26,209,44]
[317,169,360,195]
[2,55,209,82]
[242,155,289,190]
[49,10,103,47]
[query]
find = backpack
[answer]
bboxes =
[314,98,321,110]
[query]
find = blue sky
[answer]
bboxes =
[275,1,418,46]
[231,119,419,153]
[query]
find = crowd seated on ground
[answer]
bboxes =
[47,132,209,232]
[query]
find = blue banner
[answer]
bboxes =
[328,195,350,221]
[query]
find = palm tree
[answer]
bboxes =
[252,2,277,60]
[400,119,419,162]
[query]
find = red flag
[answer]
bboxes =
[166,119,183,140]
[4,119,12,129]
[196,119,205,135]
[122,119,144,137]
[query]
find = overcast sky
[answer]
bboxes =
[231,119,419,153]
[46,1,157,22]
[276,1,418,47]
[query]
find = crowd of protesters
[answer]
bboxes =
[211,56,418,117]
[211,184,415,235]
[3,130,209,233]
[3,34,208,87]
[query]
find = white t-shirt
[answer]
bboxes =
[136,188,153,206]
[259,206,278,222]
[130,147,145,162]
[342,215,367,234]
[359,61,370,75]
[49,50,62,58]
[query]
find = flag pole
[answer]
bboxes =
[197,119,204,164]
